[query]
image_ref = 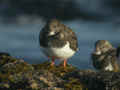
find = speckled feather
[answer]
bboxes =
[39,19,78,51]
[92,40,120,72]
[92,48,119,72]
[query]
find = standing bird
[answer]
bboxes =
[39,19,78,68]
[91,40,119,72]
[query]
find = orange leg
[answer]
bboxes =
[51,57,55,67]
[64,59,67,68]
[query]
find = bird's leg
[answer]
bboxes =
[51,57,55,67]
[64,59,67,68]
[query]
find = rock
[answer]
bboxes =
[0,53,120,90]
[64,70,120,90]
[0,54,70,89]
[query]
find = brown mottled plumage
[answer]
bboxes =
[40,19,78,51]
[92,40,119,72]
[39,19,78,68]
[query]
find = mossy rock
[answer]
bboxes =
[0,55,16,67]
[1,60,34,74]
[32,61,86,89]
[0,55,34,88]
[32,61,77,77]
[1,53,119,90]
[63,77,87,90]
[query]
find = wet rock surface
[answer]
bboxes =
[0,53,120,90]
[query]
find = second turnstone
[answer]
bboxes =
[39,19,78,68]
[91,40,119,72]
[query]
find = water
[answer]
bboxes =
[0,19,120,69]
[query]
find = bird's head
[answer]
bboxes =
[94,40,113,55]
[45,19,63,37]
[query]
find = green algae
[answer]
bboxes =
[32,61,87,90]
[32,61,76,77]
[0,56,16,67]
[64,77,88,90]
[0,55,89,90]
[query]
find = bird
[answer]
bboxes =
[91,40,119,72]
[39,19,78,68]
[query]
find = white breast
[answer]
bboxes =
[105,63,113,71]
[41,41,76,60]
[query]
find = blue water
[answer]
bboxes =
[0,19,120,69]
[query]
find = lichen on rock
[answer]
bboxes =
[0,53,120,90]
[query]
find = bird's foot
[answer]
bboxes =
[50,57,55,67]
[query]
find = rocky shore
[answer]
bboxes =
[0,53,120,90]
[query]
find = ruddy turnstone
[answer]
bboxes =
[91,40,119,72]
[39,19,78,68]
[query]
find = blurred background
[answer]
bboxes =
[0,0,120,69]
